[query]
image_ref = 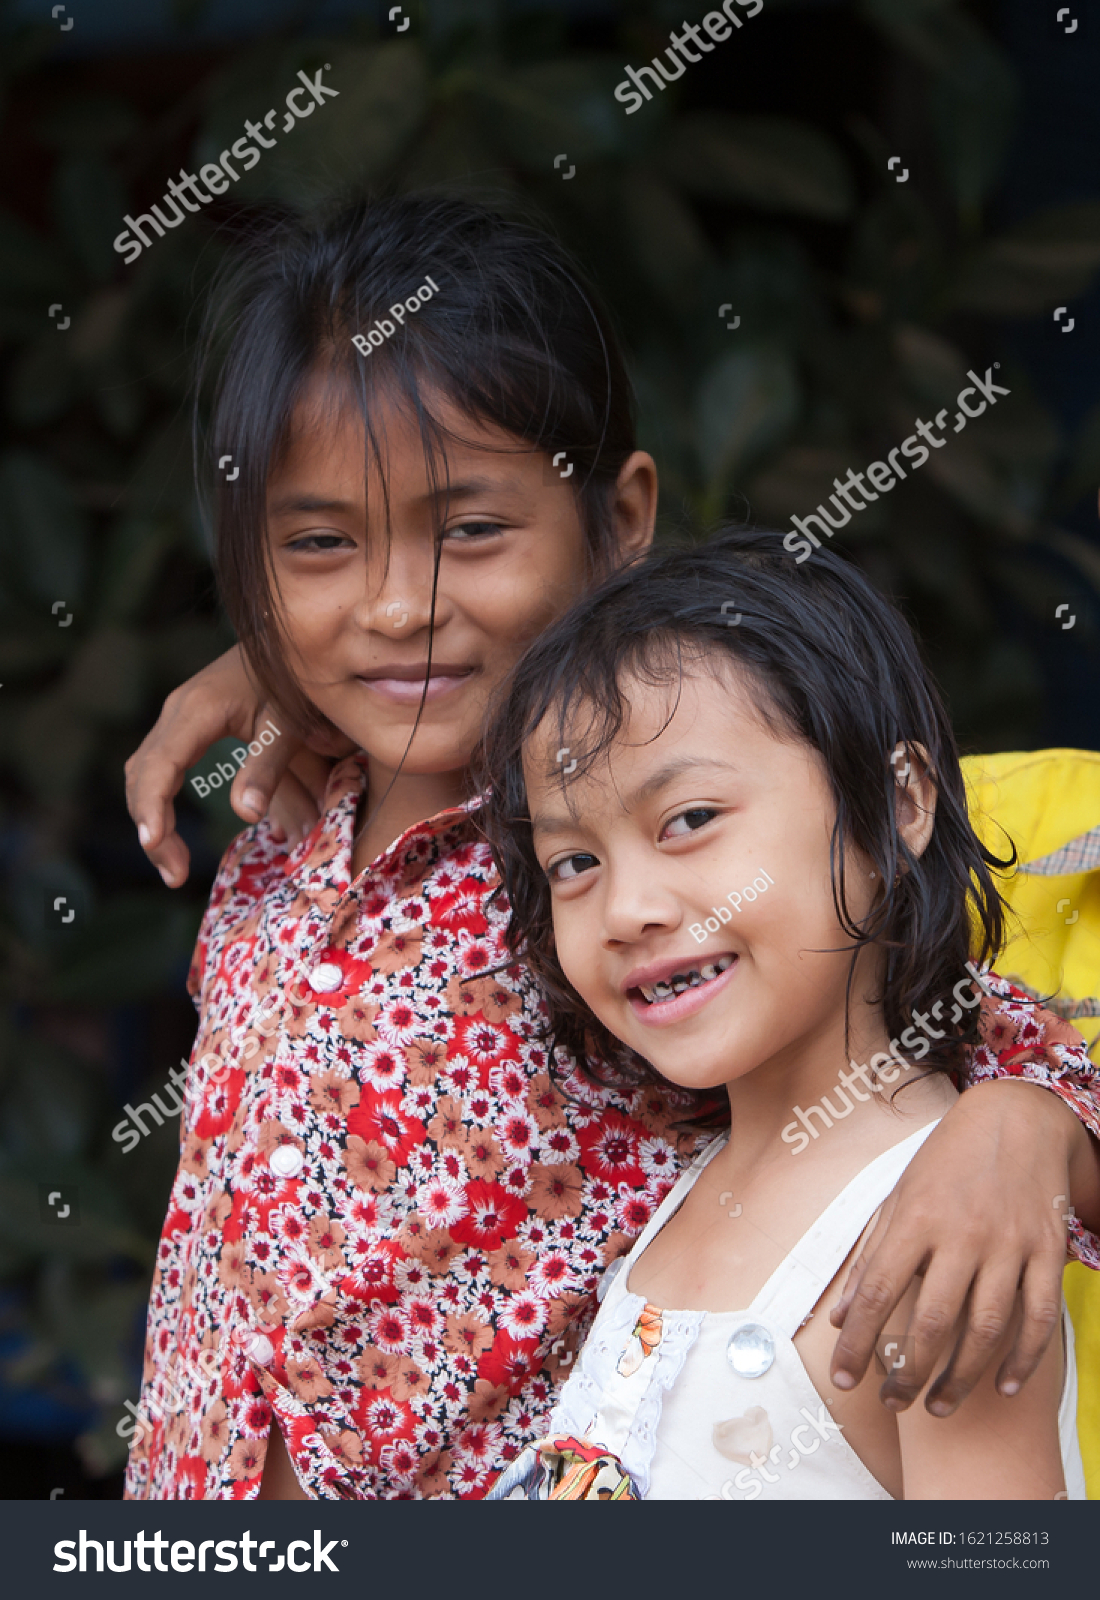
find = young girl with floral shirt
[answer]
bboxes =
[123,196,1100,1501]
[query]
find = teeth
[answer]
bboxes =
[637,953,736,1005]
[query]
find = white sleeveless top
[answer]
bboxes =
[546,1122,1087,1500]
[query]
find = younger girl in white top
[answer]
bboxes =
[481,528,1085,1501]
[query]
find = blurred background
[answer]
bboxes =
[0,0,1098,1498]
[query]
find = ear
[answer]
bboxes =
[892,742,937,864]
[609,450,658,560]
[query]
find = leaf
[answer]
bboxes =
[744,446,856,524]
[0,624,70,679]
[860,0,972,72]
[285,42,429,195]
[843,192,944,314]
[660,113,855,220]
[197,42,428,205]
[33,93,141,153]
[921,435,1030,536]
[66,628,147,722]
[0,207,71,299]
[53,154,131,285]
[928,28,1016,219]
[892,324,970,404]
[0,1175,150,1268]
[1046,527,1100,599]
[472,57,631,170]
[0,450,89,605]
[95,516,175,624]
[960,384,1060,477]
[12,692,97,801]
[694,347,800,487]
[1057,403,1100,512]
[709,233,821,348]
[944,203,1100,315]
[70,285,130,364]
[862,2,1016,216]
[2,1059,98,1165]
[619,171,712,306]
[43,895,201,1006]
[398,104,515,193]
[5,334,77,427]
[125,421,195,519]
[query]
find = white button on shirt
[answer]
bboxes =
[270,1144,304,1179]
[309,962,343,992]
[247,1334,274,1366]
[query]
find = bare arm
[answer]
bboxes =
[898,1283,1067,1499]
[830,1081,1094,1415]
[830,976,1100,1417]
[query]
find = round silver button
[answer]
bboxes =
[247,1333,274,1366]
[310,961,343,992]
[270,1143,304,1179]
[726,1322,775,1379]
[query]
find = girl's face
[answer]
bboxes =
[526,663,889,1097]
[264,377,654,780]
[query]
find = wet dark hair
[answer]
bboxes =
[195,193,638,732]
[478,526,1015,1097]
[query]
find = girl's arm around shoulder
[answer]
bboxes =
[897,1282,1068,1500]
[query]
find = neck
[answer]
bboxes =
[720,1010,947,1173]
[351,763,470,876]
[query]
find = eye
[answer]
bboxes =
[286,531,354,554]
[547,851,599,883]
[661,807,717,840]
[442,521,504,544]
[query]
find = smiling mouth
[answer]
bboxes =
[355,666,474,702]
[635,952,736,1006]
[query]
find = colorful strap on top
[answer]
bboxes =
[485,1434,640,1500]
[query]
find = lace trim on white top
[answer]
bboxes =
[548,1287,704,1498]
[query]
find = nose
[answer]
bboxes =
[355,550,441,638]
[600,857,684,948]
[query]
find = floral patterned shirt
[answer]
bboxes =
[123,758,1100,1501]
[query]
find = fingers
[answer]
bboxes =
[993,1250,1064,1400]
[126,647,261,886]
[125,720,204,889]
[865,1254,974,1412]
[830,1190,897,1336]
[909,1257,1020,1416]
[267,771,325,852]
[829,1248,919,1394]
[828,1199,899,1385]
[139,793,191,889]
[227,706,303,825]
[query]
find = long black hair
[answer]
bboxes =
[194,192,638,733]
[478,527,1015,1095]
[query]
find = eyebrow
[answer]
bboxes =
[267,493,357,517]
[531,756,739,836]
[267,477,527,520]
[431,476,526,498]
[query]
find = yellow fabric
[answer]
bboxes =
[962,749,1100,1496]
